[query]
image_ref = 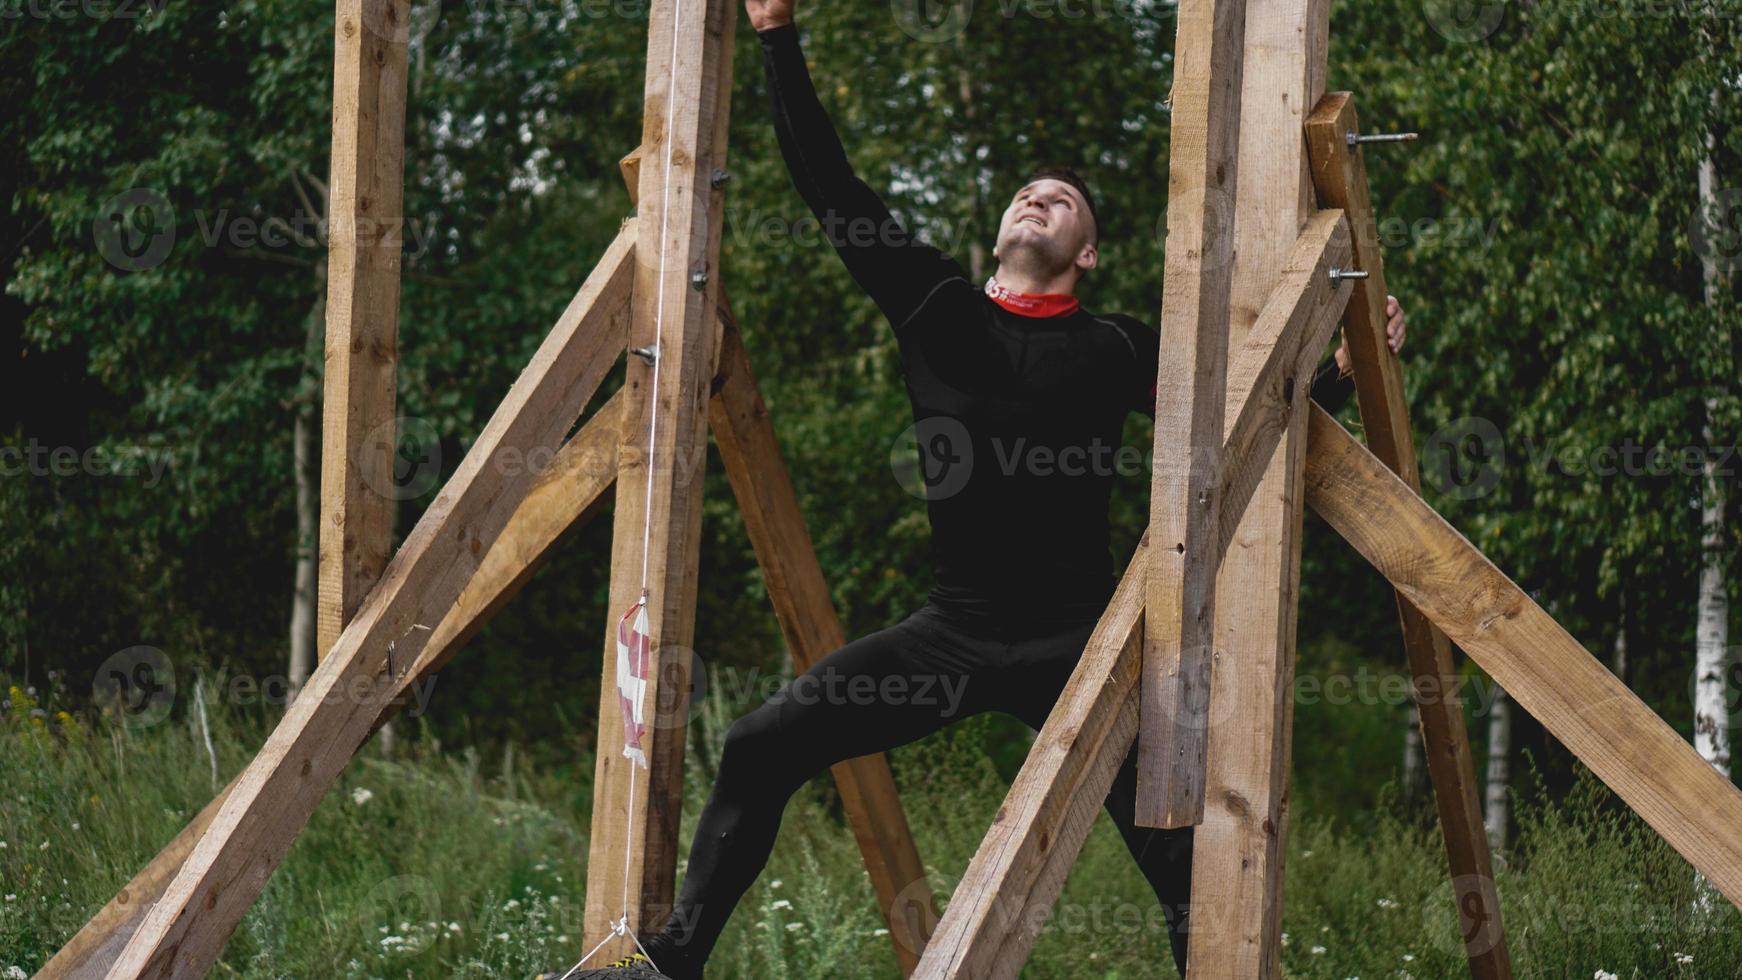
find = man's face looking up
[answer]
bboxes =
[993,177,1099,282]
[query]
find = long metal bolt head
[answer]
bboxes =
[1329,268,1371,284]
[1346,130,1420,148]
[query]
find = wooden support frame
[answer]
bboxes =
[1214,208,1353,565]
[914,535,1149,977]
[1306,89,1512,977]
[319,0,411,661]
[1181,0,1331,971]
[1305,403,1742,905]
[100,224,637,978]
[52,303,941,976]
[49,0,1742,972]
[1141,0,1251,830]
[580,0,737,959]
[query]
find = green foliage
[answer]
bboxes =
[12,680,1742,977]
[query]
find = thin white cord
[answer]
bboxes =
[558,0,689,974]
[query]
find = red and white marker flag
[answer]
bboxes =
[615,594,653,768]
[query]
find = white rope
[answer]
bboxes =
[557,0,690,973]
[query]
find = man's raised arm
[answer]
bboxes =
[753,2,969,330]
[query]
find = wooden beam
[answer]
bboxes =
[1184,0,1330,971]
[1306,90,1512,977]
[708,308,938,974]
[1214,209,1352,563]
[100,224,637,979]
[1141,0,1252,830]
[1305,403,1742,908]
[44,389,629,980]
[581,0,737,959]
[319,0,411,660]
[912,536,1149,979]
[58,293,916,976]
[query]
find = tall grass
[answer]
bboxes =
[5,678,1742,978]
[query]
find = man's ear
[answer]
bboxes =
[1075,241,1098,274]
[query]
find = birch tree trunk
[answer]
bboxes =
[1403,701,1424,799]
[287,259,327,699]
[1693,94,1732,778]
[1612,588,1628,683]
[1483,683,1511,852]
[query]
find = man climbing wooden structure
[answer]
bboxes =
[43,0,1742,976]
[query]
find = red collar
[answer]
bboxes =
[983,275,1080,318]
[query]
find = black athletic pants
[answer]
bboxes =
[646,600,1193,976]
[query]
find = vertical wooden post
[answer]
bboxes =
[1140,0,1251,830]
[320,0,411,660]
[581,0,737,960]
[1183,0,1330,974]
[1306,90,1512,978]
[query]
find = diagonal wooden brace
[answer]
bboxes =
[1214,209,1352,564]
[99,223,637,979]
[1306,404,1742,909]
[1307,89,1512,978]
[912,534,1149,979]
[50,299,940,977]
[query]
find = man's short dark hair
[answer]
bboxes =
[1021,165,1099,239]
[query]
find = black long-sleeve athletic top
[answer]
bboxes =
[759,23,1354,624]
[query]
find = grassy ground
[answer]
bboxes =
[5,679,1742,979]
